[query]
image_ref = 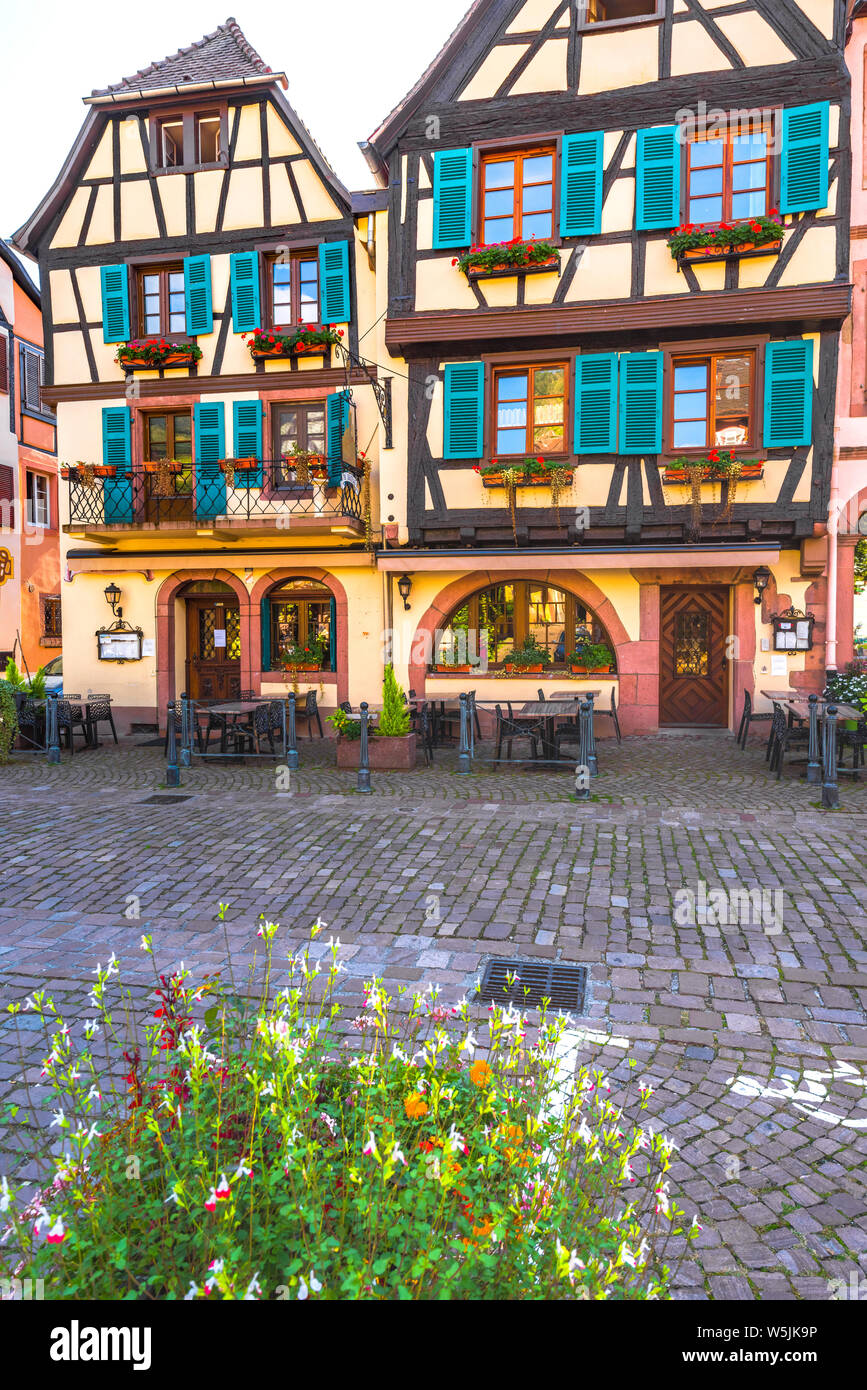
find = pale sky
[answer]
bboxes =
[1,0,473,251]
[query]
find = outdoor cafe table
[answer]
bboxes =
[194,700,264,753]
[518,698,601,764]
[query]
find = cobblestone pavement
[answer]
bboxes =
[1,731,865,1301]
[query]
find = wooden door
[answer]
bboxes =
[660,587,730,728]
[185,598,242,701]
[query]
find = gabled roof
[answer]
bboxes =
[0,240,40,306]
[90,16,284,99]
[362,0,497,179]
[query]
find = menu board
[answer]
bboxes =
[97,630,143,661]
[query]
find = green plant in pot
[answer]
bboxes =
[377,663,411,737]
[0,680,18,761]
[506,639,552,673]
[327,708,361,739]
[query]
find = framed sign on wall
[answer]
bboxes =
[771,607,815,653]
[96,620,144,662]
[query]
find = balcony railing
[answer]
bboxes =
[65,461,365,530]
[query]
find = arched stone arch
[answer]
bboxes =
[250,568,350,705]
[156,569,254,714]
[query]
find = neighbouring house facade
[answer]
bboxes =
[0,241,59,676]
[12,3,864,734]
[364,0,855,733]
[12,19,387,728]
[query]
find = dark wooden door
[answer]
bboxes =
[660,587,730,728]
[185,598,241,701]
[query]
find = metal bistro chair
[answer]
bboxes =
[737,688,772,750]
[418,701,437,767]
[838,717,867,778]
[495,703,542,765]
[57,696,90,755]
[248,699,286,755]
[85,694,118,747]
[768,704,809,780]
[296,690,324,739]
[594,688,622,745]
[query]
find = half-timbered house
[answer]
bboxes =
[364,0,854,732]
[13,18,388,727]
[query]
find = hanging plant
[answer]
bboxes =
[361,457,373,551]
[78,463,96,490]
[717,461,742,524]
[500,467,521,545]
[548,465,570,528]
[222,460,236,489]
[687,462,705,539]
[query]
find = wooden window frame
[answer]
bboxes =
[660,334,768,461]
[489,360,571,462]
[271,402,327,459]
[680,110,779,228]
[577,0,664,33]
[443,581,613,671]
[41,595,62,641]
[143,409,193,464]
[148,102,229,175]
[264,251,321,330]
[135,263,188,341]
[478,143,558,248]
[268,582,333,671]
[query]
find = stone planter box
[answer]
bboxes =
[336,734,417,770]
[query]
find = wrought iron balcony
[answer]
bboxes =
[64,460,366,536]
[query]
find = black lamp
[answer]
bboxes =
[104,582,122,618]
[397,574,412,611]
[753,566,771,607]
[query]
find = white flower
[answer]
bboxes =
[233,1162,253,1181]
[390,1143,407,1168]
[310,1271,322,1293]
[244,1273,263,1300]
[460,1030,477,1057]
[689,1215,703,1236]
[362,1131,379,1159]
[50,1109,65,1130]
[84,1019,100,1040]
[297,1277,309,1301]
[184,1282,200,1301]
[446,1125,466,1154]
[0,1176,10,1214]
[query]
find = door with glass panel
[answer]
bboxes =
[659,587,729,727]
[185,594,242,701]
[144,412,193,521]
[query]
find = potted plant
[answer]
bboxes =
[454,237,561,279]
[478,457,573,488]
[663,450,763,485]
[245,325,344,360]
[115,339,203,370]
[824,664,867,730]
[667,212,784,263]
[282,637,327,673]
[504,639,552,675]
[334,665,417,770]
[61,463,117,482]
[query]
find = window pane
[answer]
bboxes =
[534,397,564,426]
[173,414,193,462]
[169,273,184,294]
[732,131,767,161]
[673,419,707,448]
[306,409,325,453]
[299,261,319,322]
[277,410,298,453]
[147,417,167,459]
[485,160,515,189]
[484,188,514,219]
[484,217,514,243]
[198,119,221,163]
[522,213,553,240]
[143,275,159,295]
[533,424,564,452]
[674,364,708,392]
[522,155,553,185]
[497,374,529,401]
[732,190,767,219]
[732,161,767,192]
[522,183,552,214]
[689,196,724,223]
[534,368,565,396]
[690,139,724,168]
[673,391,708,421]
[498,400,528,428]
[689,166,724,198]
[714,355,752,445]
[497,428,527,455]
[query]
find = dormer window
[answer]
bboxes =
[158,118,184,169]
[583,0,662,25]
[196,113,222,164]
[151,106,228,172]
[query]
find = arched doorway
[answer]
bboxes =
[181,579,242,700]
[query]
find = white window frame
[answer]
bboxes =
[26,472,50,529]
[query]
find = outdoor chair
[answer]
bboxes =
[495,703,541,765]
[239,689,257,700]
[537,689,547,702]
[768,705,809,780]
[838,718,867,778]
[57,696,90,754]
[296,690,323,739]
[85,694,118,746]
[418,702,436,766]
[338,701,353,714]
[737,688,772,750]
[593,689,622,745]
[17,698,43,750]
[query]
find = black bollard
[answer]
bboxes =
[806,693,821,785]
[47,691,61,765]
[822,704,839,810]
[586,692,598,777]
[287,693,299,771]
[357,702,372,794]
[179,692,192,768]
[166,701,180,788]
[458,692,471,774]
[575,700,591,801]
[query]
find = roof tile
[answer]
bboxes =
[92,16,273,96]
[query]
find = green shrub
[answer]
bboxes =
[0,917,696,1300]
[327,708,361,739]
[0,681,18,761]
[508,638,552,670]
[3,659,24,691]
[377,663,410,736]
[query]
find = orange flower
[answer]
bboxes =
[404,1093,429,1120]
[469,1060,492,1088]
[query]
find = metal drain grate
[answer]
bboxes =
[477,958,588,1013]
[140,795,195,806]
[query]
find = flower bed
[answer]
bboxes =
[667,213,784,262]
[245,325,344,360]
[0,917,697,1299]
[454,237,561,279]
[115,339,203,369]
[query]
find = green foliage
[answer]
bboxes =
[0,919,696,1300]
[568,643,614,671]
[508,638,553,670]
[480,457,568,481]
[668,449,759,478]
[378,664,410,736]
[667,213,784,260]
[0,681,18,761]
[115,340,203,367]
[28,668,47,699]
[3,659,24,691]
[327,709,361,739]
[825,663,867,717]
[281,638,327,669]
[855,540,866,597]
[455,238,560,276]
[2,660,46,697]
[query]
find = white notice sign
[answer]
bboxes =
[142,639,155,657]
[214,629,227,648]
[771,654,788,677]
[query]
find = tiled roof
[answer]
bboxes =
[92,17,274,96]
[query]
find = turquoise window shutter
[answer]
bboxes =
[780,103,830,213]
[184,255,213,336]
[560,132,604,238]
[194,401,226,519]
[99,265,130,343]
[618,352,663,453]
[635,127,681,231]
[574,354,618,454]
[261,597,272,672]
[327,390,351,485]
[101,407,133,522]
[233,400,264,486]
[319,241,351,324]
[444,362,484,459]
[230,252,261,332]
[763,339,814,447]
[433,148,473,250]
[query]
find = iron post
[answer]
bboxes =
[357,702,372,794]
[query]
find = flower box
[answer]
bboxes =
[141,462,183,474]
[284,662,321,673]
[465,256,560,281]
[680,239,782,262]
[247,327,343,361]
[482,471,573,487]
[663,461,764,484]
[336,733,417,771]
[455,238,561,280]
[504,663,544,674]
[434,664,473,674]
[61,465,117,480]
[116,343,202,370]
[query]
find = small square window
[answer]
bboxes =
[197,114,222,164]
[26,473,50,528]
[159,119,184,169]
